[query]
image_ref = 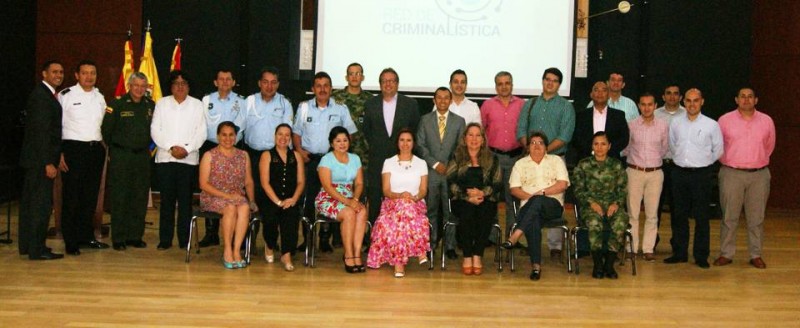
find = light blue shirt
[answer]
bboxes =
[669,113,723,168]
[244,93,293,150]
[588,95,639,122]
[319,152,362,184]
[293,98,358,155]
[654,105,686,159]
[202,91,246,143]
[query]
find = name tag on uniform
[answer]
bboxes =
[329,115,340,122]
[121,111,134,117]
[358,115,364,124]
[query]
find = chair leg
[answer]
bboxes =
[309,221,319,268]
[570,227,581,275]
[562,226,572,273]
[626,229,637,275]
[428,248,434,270]
[246,218,261,265]
[185,216,197,263]
[493,224,503,272]
[440,224,447,271]
[302,217,310,267]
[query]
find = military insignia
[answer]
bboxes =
[105,106,114,114]
[208,103,214,110]
[60,88,71,95]
[358,116,364,124]
[126,99,131,103]
[306,117,313,122]
[335,98,344,105]
[121,111,134,117]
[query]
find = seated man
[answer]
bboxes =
[502,132,570,281]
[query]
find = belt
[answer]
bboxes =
[490,147,523,157]
[64,140,102,147]
[724,165,767,173]
[675,165,711,172]
[627,164,661,172]
[111,143,148,154]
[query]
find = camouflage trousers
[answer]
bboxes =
[583,207,628,252]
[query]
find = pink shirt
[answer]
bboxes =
[624,116,669,168]
[718,109,775,169]
[480,95,524,151]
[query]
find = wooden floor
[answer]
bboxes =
[1,203,799,327]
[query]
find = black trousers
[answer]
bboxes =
[453,199,496,258]
[18,168,54,257]
[60,140,105,250]
[157,162,196,246]
[670,165,712,261]
[515,196,564,264]
[264,202,300,256]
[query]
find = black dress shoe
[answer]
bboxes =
[29,251,64,260]
[157,243,172,250]
[320,242,334,253]
[529,269,541,281]
[126,240,147,248]
[198,235,219,248]
[80,240,110,249]
[500,241,515,250]
[445,249,458,260]
[696,260,710,269]
[296,242,307,252]
[66,248,81,256]
[663,255,688,264]
[20,247,52,256]
[113,242,127,251]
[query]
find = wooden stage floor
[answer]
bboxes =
[1,204,799,327]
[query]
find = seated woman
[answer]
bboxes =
[315,126,368,273]
[502,132,570,281]
[446,123,502,276]
[259,123,305,271]
[367,128,430,278]
[199,121,257,269]
[572,131,628,279]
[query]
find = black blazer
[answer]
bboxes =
[363,93,420,171]
[570,106,629,163]
[19,82,62,170]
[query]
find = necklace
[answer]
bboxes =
[397,156,413,170]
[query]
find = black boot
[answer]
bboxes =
[604,251,619,279]
[591,251,604,279]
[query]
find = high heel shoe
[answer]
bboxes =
[353,256,365,273]
[462,266,474,275]
[419,256,429,265]
[264,246,274,263]
[473,266,483,275]
[343,256,358,273]
[223,259,236,270]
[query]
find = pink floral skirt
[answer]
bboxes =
[367,198,431,268]
[315,183,353,219]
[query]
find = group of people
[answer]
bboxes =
[19,61,774,284]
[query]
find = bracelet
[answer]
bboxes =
[277,200,283,206]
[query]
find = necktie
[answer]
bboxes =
[438,115,446,141]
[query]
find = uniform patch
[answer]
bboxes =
[306,117,313,122]
[121,111,134,117]
[60,88,71,95]
[105,106,114,114]
[208,103,214,110]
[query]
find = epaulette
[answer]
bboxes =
[237,94,246,99]
[334,98,345,105]
[60,88,71,95]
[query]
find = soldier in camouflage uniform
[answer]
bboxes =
[331,63,373,178]
[572,131,628,279]
[101,72,155,250]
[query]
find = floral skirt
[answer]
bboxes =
[315,183,353,219]
[367,198,431,268]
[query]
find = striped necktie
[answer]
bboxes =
[438,114,446,141]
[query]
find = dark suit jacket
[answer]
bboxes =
[570,106,629,164]
[19,82,62,170]
[416,111,466,169]
[363,94,420,172]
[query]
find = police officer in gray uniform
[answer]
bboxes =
[198,69,247,247]
[102,72,155,250]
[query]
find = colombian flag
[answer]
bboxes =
[138,31,162,101]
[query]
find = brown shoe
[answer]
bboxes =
[643,253,655,262]
[749,257,766,269]
[713,256,733,266]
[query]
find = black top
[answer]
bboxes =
[268,147,298,199]
[461,166,485,190]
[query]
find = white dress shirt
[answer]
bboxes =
[58,84,106,142]
[151,95,207,165]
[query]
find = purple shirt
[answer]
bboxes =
[718,109,775,169]
[480,95,524,151]
[624,116,669,168]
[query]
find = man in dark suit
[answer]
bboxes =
[572,81,629,163]
[570,81,630,257]
[363,68,420,230]
[18,60,65,260]
[416,87,466,259]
